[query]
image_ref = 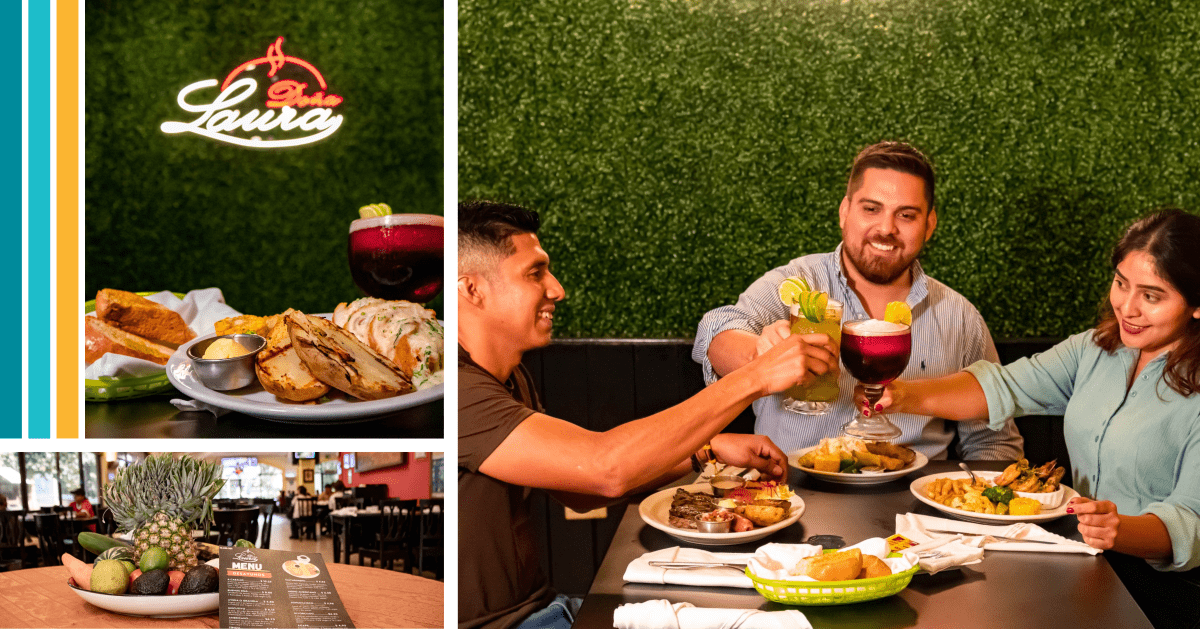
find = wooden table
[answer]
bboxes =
[572,460,1154,629]
[85,395,444,438]
[0,562,443,628]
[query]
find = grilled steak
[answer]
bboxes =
[668,488,719,530]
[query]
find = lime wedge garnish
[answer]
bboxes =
[884,301,912,326]
[778,277,808,306]
[808,292,828,323]
[358,203,393,219]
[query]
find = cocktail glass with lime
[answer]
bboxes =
[778,278,843,415]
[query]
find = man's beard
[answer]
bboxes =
[845,241,916,284]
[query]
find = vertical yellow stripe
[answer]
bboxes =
[57,0,79,438]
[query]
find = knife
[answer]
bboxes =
[923,528,1062,545]
[648,560,748,570]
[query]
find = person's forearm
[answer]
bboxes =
[895,372,990,421]
[708,330,760,378]
[1113,513,1175,561]
[551,460,691,512]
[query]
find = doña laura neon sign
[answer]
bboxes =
[160,37,344,148]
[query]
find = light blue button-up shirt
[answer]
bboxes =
[967,331,1200,571]
[693,244,1024,460]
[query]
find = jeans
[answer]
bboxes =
[515,595,583,629]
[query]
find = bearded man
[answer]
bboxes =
[694,141,1023,460]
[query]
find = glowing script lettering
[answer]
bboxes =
[160,37,345,149]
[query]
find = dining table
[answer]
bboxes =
[0,561,443,628]
[573,460,1154,629]
[84,395,443,438]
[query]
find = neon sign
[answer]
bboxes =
[161,37,344,149]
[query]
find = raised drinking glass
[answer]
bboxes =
[839,318,912,440]
[348,213,444,303]
[781,299,843,415]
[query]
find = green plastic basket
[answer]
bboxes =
[84,291,186,402]
[746,553,920,606]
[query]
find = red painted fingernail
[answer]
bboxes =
[863,410,871,417]
[875,404,883,412]
[1065,508,1074,514]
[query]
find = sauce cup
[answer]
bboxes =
[187,334,267,391]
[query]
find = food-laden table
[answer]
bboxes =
[84,395,443,438]
[0,562,443,628]
[574,460,1153,629]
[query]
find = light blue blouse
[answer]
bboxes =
[966,330,1200,571]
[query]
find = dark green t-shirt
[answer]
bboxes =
[458,345,556,629]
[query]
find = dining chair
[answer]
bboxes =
[417,498,444,580]
[213,507,259,547]
[257,502,275,549]
[358,499,416,570]
[33,513,71,566]
[292,497,319,540]
[0,511,30,571]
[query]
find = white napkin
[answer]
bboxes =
[169,398,232,417]
[331,507,358,517]
[624,547,755,588]
[897,513,1099,565]
[614,600,813,629]
[747,539,917,581]
[85,288,242,379]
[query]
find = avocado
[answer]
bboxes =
[130,569,170,595]
[178,564,219,594]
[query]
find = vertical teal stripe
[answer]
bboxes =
[26,0,48,439]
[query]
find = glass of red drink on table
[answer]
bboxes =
[348,214,444,303]
[840,318,912,440]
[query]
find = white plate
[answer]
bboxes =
[165,319,444,424]
[788,446,929,485]
[66,559,220,618]
[909,471,1078,524]
[638,483,805,546]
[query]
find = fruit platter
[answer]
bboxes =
[63,454,229,618]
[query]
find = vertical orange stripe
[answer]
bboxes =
[57,0,79,438]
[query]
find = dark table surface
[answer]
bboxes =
[574,460,1153,629]
[84,394,443,438]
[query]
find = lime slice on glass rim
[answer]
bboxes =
[777,277,811,306]
[884,301,912,326]
[358,203,393,219]
[803,291,828,324]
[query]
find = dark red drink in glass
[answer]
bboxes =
[841,327,912,385]
[348,214,444,303]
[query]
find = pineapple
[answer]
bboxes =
[104,454,225,571]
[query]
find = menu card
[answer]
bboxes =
[219,547,355,628]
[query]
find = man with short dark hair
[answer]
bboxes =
[459,200,839,629]
[695,141,1024,459]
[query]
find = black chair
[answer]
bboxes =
[95,507,119,537]
[417,499,444,580]
[213,507,259,547]
[0,511,31,571]
[358,499,416,570]
[257,503,275,549]
[291,497,319,540]
[33,513,72,565]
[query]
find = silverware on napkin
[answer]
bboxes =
[923,528,1061,545]
[647,561,748,570]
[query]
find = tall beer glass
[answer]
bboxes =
[781,299,843,415]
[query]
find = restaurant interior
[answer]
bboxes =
[0,452,444,581]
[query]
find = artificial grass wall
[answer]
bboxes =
[86,0,443,316]
[459,0,1200,338]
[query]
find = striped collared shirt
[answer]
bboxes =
[692,243,1024,460]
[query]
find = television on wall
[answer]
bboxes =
[293,453,316,463]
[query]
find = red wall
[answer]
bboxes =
[339,453,431,500]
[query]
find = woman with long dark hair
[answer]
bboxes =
[863,208,1200,627]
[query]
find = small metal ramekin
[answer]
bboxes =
[186,334,267,391]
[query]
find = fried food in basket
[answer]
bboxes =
[859,554,892,579]
[793,548,862,581]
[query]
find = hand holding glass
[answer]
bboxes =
[781,299,843,415]
[839,319,911,440]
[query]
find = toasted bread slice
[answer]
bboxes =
[85,317,174,365]
[95,289,195,346]
[214,314,270,337]
[254,309,329,402]
[286,311,413,400]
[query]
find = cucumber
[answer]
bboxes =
[96,546,136,563]
[78,531,132,555]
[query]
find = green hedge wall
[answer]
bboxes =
[86,0,443,317]
[460,0,1200,338]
